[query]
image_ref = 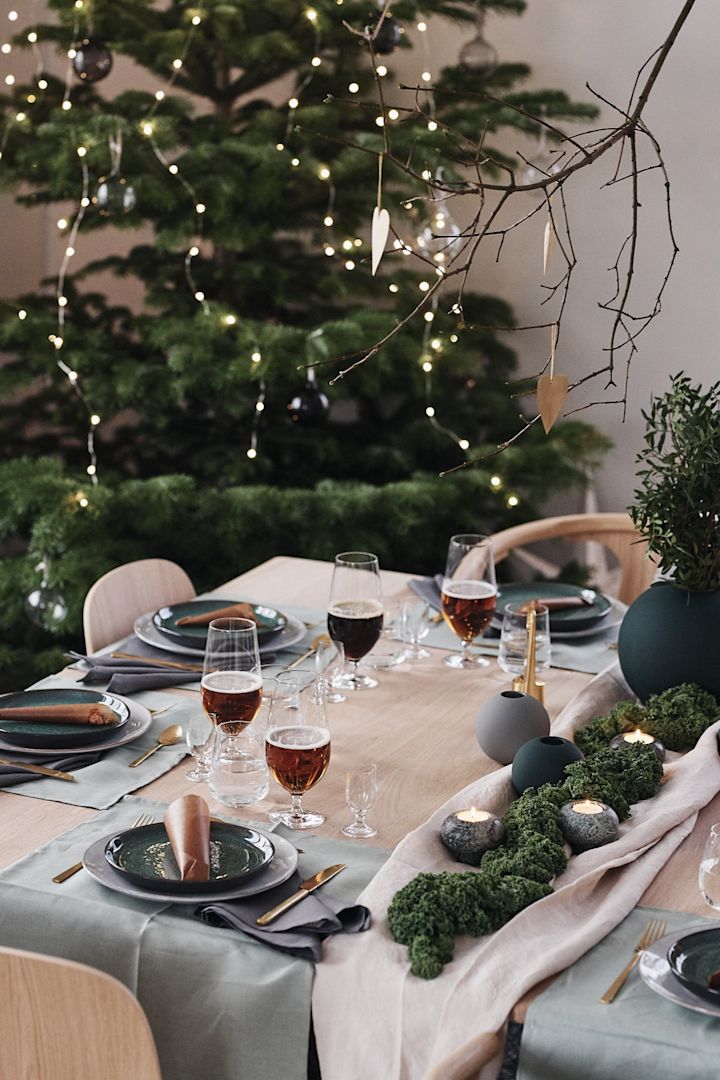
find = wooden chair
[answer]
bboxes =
[0,945,162,1080]
[83,557,195,653]
[489,513,657,606]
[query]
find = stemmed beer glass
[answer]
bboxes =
[266,671,331,829]
[201,617,263,735]
[441,534,497,669]
[327,552,383,690]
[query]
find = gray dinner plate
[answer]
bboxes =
[134,610,307,658]
[639,926,720,1017]
[83,827,298,904]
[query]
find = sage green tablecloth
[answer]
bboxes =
[518,905,720,1080]
[0,796,388,1080]
[1,682,193,808]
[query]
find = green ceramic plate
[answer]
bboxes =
[668,928,720,1002]
[152,599,286,649]
[0,688,130,749]
[104,822,275,895]
[494,582,612,633]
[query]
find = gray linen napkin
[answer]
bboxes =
[196,871,371,962]
[408,574,444,611]
[0,750,101,787]
[70,636,201,694]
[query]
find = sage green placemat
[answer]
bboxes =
[0,683,193,809]
[518,905,720,1080]
[0,796,388,1080]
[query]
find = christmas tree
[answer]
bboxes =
[0,0,607,684]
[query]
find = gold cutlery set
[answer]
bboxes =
[600,918,668,1003]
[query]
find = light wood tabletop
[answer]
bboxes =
[1,555,718,931]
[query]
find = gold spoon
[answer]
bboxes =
[128,723,184,768]
[285,633,331,671]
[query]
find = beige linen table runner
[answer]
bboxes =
[312,664,720,1080]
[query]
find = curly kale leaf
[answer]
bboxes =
[564,744,662,820]
[644,683,720,750]
[575,701,647,756]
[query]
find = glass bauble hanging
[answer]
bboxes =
[93,174,136,216]
[459,10,497,78]
[287,368,330,425]
[25,559,68,632]
[73,38,113,83]
[416,202,461,267]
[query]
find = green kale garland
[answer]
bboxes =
[575,683,720,756]
[387,683,720,979]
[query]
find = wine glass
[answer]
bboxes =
[699,823,720,910]
[266,671,330,829]
[441,534,497,669]
[201,617,263,745]
[186,708,214,782]
[327,551,383,690]
[342,763,378,839]
[400,598,432,661]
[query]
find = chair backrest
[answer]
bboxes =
[0,945,162,1080]
[83,557,195,653]
[490,512,657,606]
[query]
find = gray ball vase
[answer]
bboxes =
[558,800,620,853]
[511,736,584,794]
[440,810,505,866]
[475,690,551,765]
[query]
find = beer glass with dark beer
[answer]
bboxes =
[266,671,330,829]
[441,534,497,669]
[327,551,383,690]
[201,618,263,737]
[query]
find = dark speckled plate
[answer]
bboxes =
[668,928,720,1003]
[104,822,275,895]
[152,599,286,649]
[0,688,129,749]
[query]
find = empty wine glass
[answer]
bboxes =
[342,763,378,838]
[699,823,720,910]
[316,638,346,703]
[266,672,330,829]
[186,707,214,782]
[327,551,383,690]
[441,534,497,669]
[400,598,432,661]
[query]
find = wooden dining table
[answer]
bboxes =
[0,554,717,1031]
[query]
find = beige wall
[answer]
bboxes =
[1,1,715,511]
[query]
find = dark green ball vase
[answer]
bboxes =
[511,736,584,794]
[618,582,720,703]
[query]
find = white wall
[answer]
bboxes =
[1,1,716,511]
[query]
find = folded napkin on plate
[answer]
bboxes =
[196,873,371,962]
[70,640,201,694]
[0,703,117,725]
[176,602,258,627]
[164,793,210,882]
[0,749,101,787]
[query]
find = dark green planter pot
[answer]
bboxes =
[618,582,720,703]
[511,736,584,794]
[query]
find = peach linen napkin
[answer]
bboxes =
[163,794,211,882]
[312,662,720,1080]
[176,603,258,627]
[0,703,117,725]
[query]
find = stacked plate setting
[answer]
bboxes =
[493,583,622,640]
[640,926,720,1016]
[134,599,306,658]
[0,688,152,757]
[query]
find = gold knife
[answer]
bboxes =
[0,757,76,782]
[256,863,346,926]
[111,652,204,673]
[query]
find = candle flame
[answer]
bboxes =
[623,728,654,745]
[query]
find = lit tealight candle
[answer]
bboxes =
[558,799,620,853]
[440,807,504,865]
[610,728,666,761]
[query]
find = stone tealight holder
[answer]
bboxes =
[558,798,620,853]
[440,808,505,866]
[475,690,550,765]
[610,728,666,762]
[511,735,584,794]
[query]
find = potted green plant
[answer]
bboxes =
[618,374,720,700]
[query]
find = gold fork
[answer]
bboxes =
[52,811,154,884]
[600,917,667,1003]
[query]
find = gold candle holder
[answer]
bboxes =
[511,603,545,705]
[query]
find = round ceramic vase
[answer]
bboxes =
[511,735,584,794]
[475,691,550,765]
[618,582,720,702]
